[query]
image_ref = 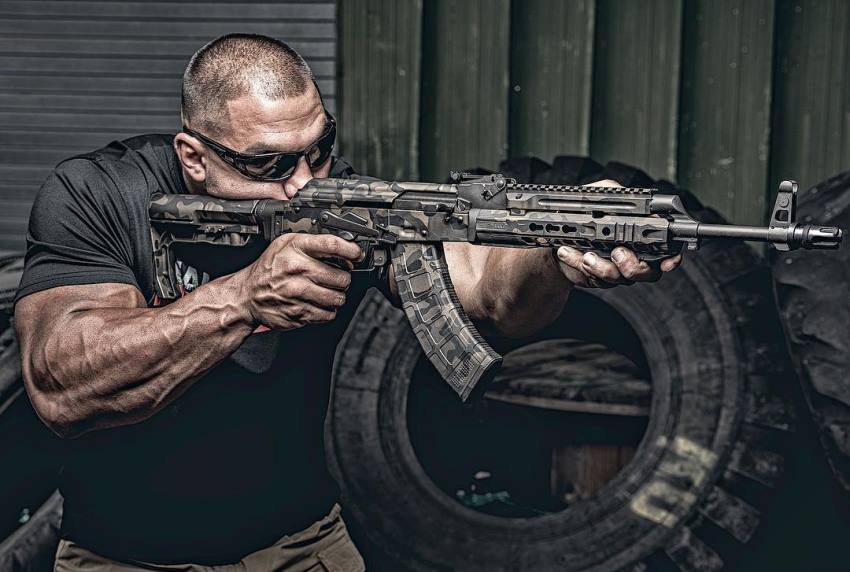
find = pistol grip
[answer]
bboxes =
[391,243,502,401]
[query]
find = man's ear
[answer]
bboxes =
[173,132,207,185]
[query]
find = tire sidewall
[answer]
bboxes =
[328,252,744,571]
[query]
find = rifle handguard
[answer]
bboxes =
[391,243,502,401]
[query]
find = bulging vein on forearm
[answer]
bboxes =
[33,276,254,435]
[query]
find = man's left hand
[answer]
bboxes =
[555,246,683,289]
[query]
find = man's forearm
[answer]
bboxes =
[22,273,255,438]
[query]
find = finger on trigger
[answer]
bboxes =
[300,234,363,262]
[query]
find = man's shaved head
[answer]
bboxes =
[181,33,315,136]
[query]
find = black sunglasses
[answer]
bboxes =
[183,112,336,182]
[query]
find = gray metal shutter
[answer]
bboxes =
[0,0,337,250]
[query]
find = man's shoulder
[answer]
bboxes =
[19,135,174,304]
[56,134,175,177]
[47,133,180,207]
[30,133,181,253]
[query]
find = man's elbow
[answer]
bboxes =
[482,302,549,339]
[484,295,567,339]
[21,357,84,440]
[15,299,92,439]
[489,313,555,339]
[26,389,79,439]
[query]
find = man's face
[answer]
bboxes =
[200,85,332,201]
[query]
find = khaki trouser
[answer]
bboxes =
[54,504,365,572]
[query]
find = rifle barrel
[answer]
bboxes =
[696,224,774,240]
[674,222,842,249]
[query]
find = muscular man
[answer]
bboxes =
[14,34,681,571]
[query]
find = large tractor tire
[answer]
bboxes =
[0,255,24,333]
[0,492,61,572]
[771,171,850,494]
[327,159,795,571]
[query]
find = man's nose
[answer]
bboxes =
[283,156,313,199]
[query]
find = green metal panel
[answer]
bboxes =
[338,0,422,180]
[677,0,775,226]
[337,0,845,231]
[419,0,510,180]
[590,0,682,181]
[508,0,595,161]
[771,0,850,193]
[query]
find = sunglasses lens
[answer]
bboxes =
[307,126,336,169]
[240,154,299,180]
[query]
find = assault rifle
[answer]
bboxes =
[149,174,842,401]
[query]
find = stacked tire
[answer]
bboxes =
[0,254,62,572]
[771,171,850,495]
[326,157,798,571]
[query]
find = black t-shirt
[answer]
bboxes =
[15,134,380,565]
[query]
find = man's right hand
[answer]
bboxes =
[241,233,362,330]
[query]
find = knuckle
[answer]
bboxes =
[561,254,582,268]
[619,264,640,280]
[320,290,345,308]
[595,263,620,281]
[285,280,307,299]
[310,308,336,323]
[279,233,301,248]
[338,271,352,289]
[276,256,293,274]
[322,235,341,254]
[287,304,307,321]
[289,256,311,275]
[277,260,295,277]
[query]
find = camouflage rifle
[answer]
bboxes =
[149,174,842,401]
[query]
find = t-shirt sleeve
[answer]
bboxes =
[15,158,141,302]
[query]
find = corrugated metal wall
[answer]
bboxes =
[338,0,850,228]
[0,0,337,250]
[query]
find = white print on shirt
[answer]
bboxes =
[175,259,210,295]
